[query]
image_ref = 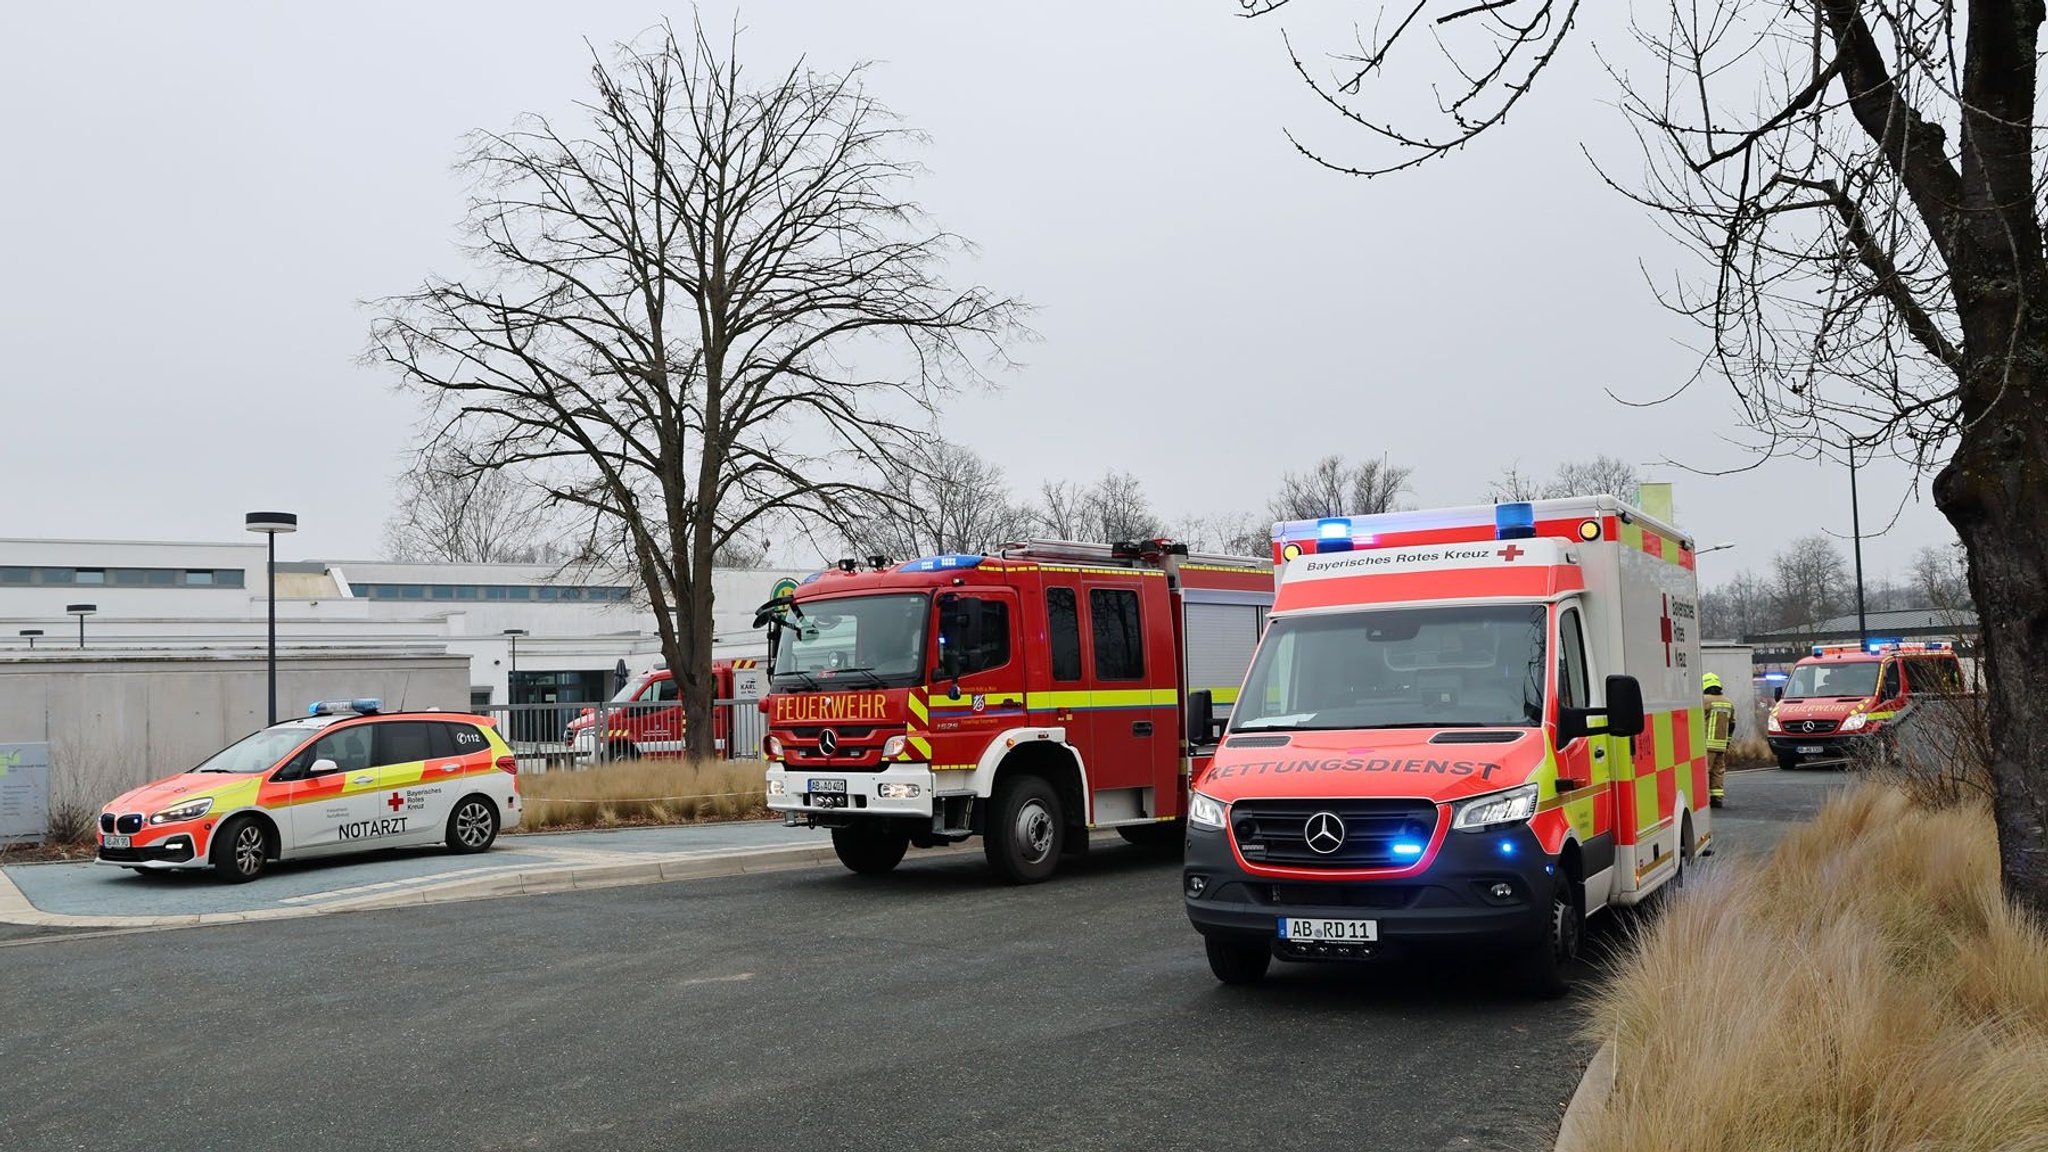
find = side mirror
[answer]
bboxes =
[310,757,340,778]
[1187,690,1215,748]
[1603,675,1647,737]
[1774,686,1785,701]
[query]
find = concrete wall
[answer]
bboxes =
[1701,644,1758,741]
[0,650,469,806]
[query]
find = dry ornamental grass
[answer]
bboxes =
[517,759,770,831]
[1579,785,2048,1152]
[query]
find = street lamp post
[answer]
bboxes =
[503,629,528,744]
[245,512,298,726]
[65,604,95,649]
[19,628,43,650]
[1696,542,1737,557]
[1847,449,1869,649]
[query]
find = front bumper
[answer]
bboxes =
[96,827,206,870]
[1767,732,1878,765]
[765,763,937,820]
[1183,821,1553,958]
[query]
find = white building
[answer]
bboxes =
[0,537,808,711]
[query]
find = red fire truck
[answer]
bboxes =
[565,659,765,761]
[1766,641,1967,769]
[759,540,1274,883]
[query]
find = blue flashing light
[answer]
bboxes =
[1497,839,1518,858]
[1494,502,1537,540]
[309,698,382,717]
[1314,517,1354,553]
[901,554,987,573]
[1762,672,1788,683]
[1391,841,1424,858]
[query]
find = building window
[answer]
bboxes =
[216,569,245,588]
[75,569,105,585]
[0,568,28,585]
[40,568,75,584]
[431,586,457,600]
[184,571,215,586]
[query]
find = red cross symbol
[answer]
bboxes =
[1498,544,1525,562]
[387,791,405,812]
[1659,594,1675,667]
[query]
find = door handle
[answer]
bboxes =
[352,775,375,785]
[1132,721,1154,736]
[436,763,461,773]
[1592,748,1606,760]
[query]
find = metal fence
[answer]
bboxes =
[468,699,765,773]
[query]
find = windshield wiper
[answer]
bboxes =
[827,666,888,687]
[775,670,821,691]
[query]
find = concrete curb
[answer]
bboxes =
[1553,1038,1615,1152]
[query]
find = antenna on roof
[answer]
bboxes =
[398,672,413,713]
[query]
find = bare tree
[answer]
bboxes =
[1547,455,1639,501]
[370,21,1022,757]
[1088,470,1161,542]
[1909,544,1970,613]
[1700,568,1777,639]
[382,462,556,564]
[1172,510,1272,557]
[1487,463,1544,503]
[852,436,1029,558]
[1034,479,1093,540]
[1773,534,1852,643]
[1245,0,2048,914]
[1270,453,1411,519]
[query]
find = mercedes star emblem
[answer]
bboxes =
[817,729,839,756]
[1304,811,1346,855]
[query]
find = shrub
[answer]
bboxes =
[519,759,768,831]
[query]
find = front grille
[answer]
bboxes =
[98,846,145,862]
[1429,730,1526,745]
[1787,719,1838,735]
[1230,798,1440,869]
[1226,735,1293,749]
[115,813,144,835]
[790,727,879,741]
[99,813,115,834]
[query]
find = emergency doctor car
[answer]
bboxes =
[96,700,522,882]
[1183,495,1710,996]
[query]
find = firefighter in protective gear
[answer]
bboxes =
[1703,672,1734,808]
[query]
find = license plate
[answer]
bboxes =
[1796,745,1824,754]
[102,834,131,850]
[1278,917,1378,942]
[808,778,847,794]
[810,793,848,809]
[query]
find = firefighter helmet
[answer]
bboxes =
[1701,672,1722,691]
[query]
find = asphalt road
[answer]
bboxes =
[0,768,1840,1152]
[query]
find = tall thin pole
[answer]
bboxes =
[266,532,278,725]
[1850,447,1869,648]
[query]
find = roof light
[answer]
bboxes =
[309,698,381,717]
[1314,517,1354,553]
[900,554,986,573]
[1494,502,1536,540]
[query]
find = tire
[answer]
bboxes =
[1116,820,1185,857]
[1205,936,1272,986]
[447,796,500,854]
[1524,871,1583,999]
[607,740,640,763]
[984,774,1065,885]
[210,815,270,884]
[1776,750,1801,771]
[832,824,911,875]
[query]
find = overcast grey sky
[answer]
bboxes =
[0,1,1957,585]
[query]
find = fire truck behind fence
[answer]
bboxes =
[478,659,770,772]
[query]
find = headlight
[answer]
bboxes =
[877,782,921,800]
[1452,784,1540,831]
[880,735,907,760]
[149,797,214,825]
[1188,791,1226,830]
[1767,711,1783,733]
[764,735,784,760]
[766,777,786,797]
[1840,712,1868,732]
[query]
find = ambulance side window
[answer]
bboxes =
[306,727,374,775]
[1880,662,1901,700]
[1046,587,1082,682]
[443,723,491,757]
[1557,607,1589,714]
[373,722,441,767]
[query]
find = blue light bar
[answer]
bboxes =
[900,554,986,573]
[309,698,382,717]
[1314,517,1354,553]
[1494,502,1537,540]
[1391,841,1424,858]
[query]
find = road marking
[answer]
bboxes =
[677,973,754,987]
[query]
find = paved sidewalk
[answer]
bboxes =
[0,819,840,928]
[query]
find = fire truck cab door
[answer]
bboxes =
[931,590,1027,752]
[1078,581,1174,799]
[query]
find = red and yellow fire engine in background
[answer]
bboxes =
[758,540,1274,883]
[564,659,766,761]
[1184,495,1709,996]
[1766,641,1967,769]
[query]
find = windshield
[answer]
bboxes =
[189,727,313,774]
[1784,661,1880,700]
[1231,605,1547,732]
[772,593,930,690]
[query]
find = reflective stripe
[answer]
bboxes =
[1024,688,1179,710]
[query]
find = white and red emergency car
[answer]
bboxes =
[1767,641,1968,768]
[760,540,1274,883]
[564,659,766,761]
[1183,498,1710,995]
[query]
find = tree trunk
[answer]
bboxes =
[1935,356,2048,923]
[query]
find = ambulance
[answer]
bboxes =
[1766,641,1968,769]
[1182,495,1710,995]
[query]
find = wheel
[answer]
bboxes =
[984,774,1065,885]
[832,824,911,875]
[607,740,640,762]
[1776,750,1801,771]
[1523,871,1583,998]
[1116,820,1185,857]
[210,816,270,884]
[447,796,500,854]
[1204,936,1272,986]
